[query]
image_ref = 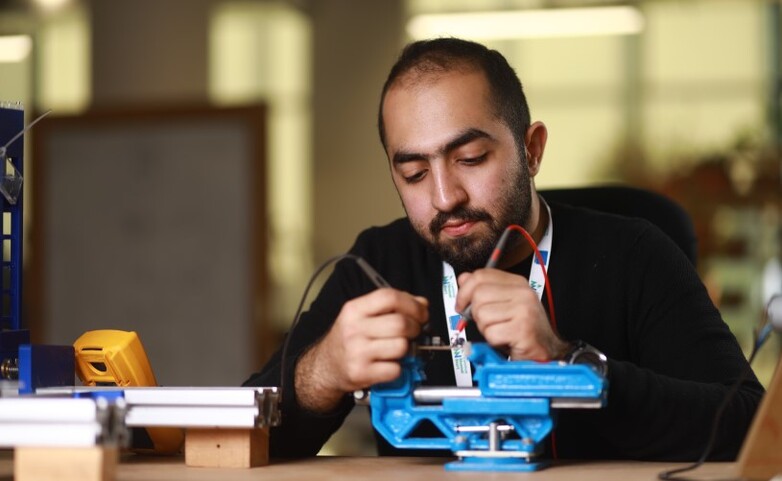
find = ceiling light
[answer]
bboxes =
[32,0,71,13]
[0,36,32,63]
[407,6,644,41]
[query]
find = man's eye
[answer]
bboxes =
[460,153,488,165]
[403,171,426,184]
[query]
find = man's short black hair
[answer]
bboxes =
[378,38,531,154]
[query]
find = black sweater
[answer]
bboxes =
[244,202,764,461]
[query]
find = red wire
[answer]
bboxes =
[506,224,560,459]
[507,224,558,334]
[466,224,560,458]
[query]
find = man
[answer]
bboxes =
[244,38,763,460]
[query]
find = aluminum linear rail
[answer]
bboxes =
[412,387,604,408]
[0,397,128,447]
[0,380,18,398]
[38,386,280,429]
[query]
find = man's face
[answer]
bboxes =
[382,69,532,273]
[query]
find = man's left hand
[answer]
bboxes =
[455,268,569,361]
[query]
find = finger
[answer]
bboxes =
[413,295,433,332]
[456,271,473,286]
[344,359,402,388]
[479,306,557,362]
[470,300,511,330]
[361,288,430,323]
[481,315,531,346]
[454,272,475,313]
[339,290,426,336]
[455,269,518,312]
[470,285,538,326]
[362,362,402,386]
[462,284,529,328]
[363,337,410,361]
[414,295,430,310]
[363,313,424,339]
[477,294,550,333]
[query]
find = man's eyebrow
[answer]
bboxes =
[441,128,494,155]
[391,128,494,166]
[392,151,428,165]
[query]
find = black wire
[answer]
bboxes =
[657,302,773,481]
[278,253,360,406]
[657,356,755,480]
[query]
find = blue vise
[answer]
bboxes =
[368,343,608,472]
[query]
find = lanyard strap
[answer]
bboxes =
[442,263,473,386]
[528,200,553,300]
[441,200,553,386]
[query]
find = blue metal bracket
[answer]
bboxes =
[18,344,75,394]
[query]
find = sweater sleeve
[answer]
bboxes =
[557,223,764,461]
[242,235,378,457]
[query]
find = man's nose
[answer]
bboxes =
[431,168,467,212]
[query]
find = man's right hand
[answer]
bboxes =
[294,288,429,413]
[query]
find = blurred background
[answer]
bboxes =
[0,0,780,455]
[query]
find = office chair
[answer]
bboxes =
[540,185,698,266]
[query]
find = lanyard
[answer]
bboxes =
[441,201,553,386]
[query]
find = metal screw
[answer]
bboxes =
[1,358,18,380]
[488,422,501,451]
[353,389,370,405]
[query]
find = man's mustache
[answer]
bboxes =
[429,207,492,237]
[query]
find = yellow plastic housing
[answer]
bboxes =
[74,330,157,387]
[73,329,183,454]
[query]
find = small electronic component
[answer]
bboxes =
[74,329,184,454]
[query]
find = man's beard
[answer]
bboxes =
[424,166,532,274]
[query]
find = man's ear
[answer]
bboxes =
[524,121,548,178]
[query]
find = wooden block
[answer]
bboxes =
[15,446,118,481]
[185,427,269,468]
[737,355,782,480]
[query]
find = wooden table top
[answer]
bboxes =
[0,451,739,481]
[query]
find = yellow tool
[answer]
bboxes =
[74,330,156,386]
[74,329,184,454]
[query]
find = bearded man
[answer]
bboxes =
[244,38,762,462]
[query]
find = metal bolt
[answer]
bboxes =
[488,422,500,451]
[353,389,370,405]
[1,358,18,380]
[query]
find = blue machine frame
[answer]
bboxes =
[0,104,73,394]
[0,104,24,334]
[369,343,608,472]
[0,104,28,373]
